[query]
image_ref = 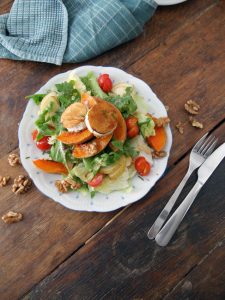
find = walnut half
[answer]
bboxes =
[8,153,20,166]
[184,100,200,115]
[152,150,167,159]
[0,175,10,187]
[12,175,32,195]
[189,117,203,129]
[2,211,23,224]
[175,122,184,134]
[55,178,82,193]
[154,117,170,127]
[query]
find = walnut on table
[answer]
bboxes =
[184,100,200,115]
[0,175,10,187]
[8,153,20,166]
[189,117,204,129]
[175,122,184,134]
[2,211,23,224]
[55,178,82,193]
[12,175,32,195]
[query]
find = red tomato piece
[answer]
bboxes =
[36,136,51,151]
[135,156,151,176]
[32,130,51,151]
[126,116,138,130]
[88,173,104,187]
[98,74,113,93]
[127,125,139,138]
[32,129,38,141]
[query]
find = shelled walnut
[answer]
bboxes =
[184,100,200,115]
[175,122,184,134]
[189,117,203,129]
[8,153,20,166]
[154,117,170,127]
[152,150,167,159]
[12,175,32,195]
[0,175,10,187]
[55,178,82,193]
[2,211,23,224]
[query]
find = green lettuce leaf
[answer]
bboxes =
[26,93,47,105]
[80,72,107,99]
[106,87,137,118]
[111,140,139,158]
[55,80,80,108]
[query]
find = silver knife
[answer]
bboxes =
[155,142,225,247]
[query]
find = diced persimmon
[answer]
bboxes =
[73,134,113,158]
[147,126,167,152]
[81,92,98,108]
[33,159,68,175]
[57,129,93,145]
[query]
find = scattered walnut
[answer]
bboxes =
[2,211,23,224]
[184,100,200,115]
[154,117,170,127]
[8,153,20,166]
[55,178,82,193]
[189,117,203,129]
[0,175,10,187]
[12,175,32,195]
[152,150,167,158]
[175,122,184,134]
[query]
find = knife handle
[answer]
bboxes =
[147,168,193,239]
[155,181,202,247]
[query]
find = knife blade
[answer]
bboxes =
[155,142,225,246]
[197,142,225,185]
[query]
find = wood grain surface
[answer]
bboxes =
[0,0,224,299]
[23,124,225,300]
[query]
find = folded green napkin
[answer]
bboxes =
[0,0,157,65]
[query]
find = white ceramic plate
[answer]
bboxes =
[156,0,187,5]
[18,66,172,212]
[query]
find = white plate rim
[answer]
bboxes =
[18,65,172,212]
[155,0,187,5]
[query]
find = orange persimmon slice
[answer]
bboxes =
[73,134,113,158]
[57,129,93,145]
[33,159,68,175]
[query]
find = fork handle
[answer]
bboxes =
[147,169,193,239]
[155,181,202,246]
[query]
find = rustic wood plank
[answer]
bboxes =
[0,150,118,299]
[164,239,225,300]
[0,0,13,12]
[23,123,225,300]
[0,0,217,157]
[129,0,225,164]
[0,1,224,299]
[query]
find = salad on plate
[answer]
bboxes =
[27,71,170,198]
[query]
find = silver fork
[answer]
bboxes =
[147,133,218,239]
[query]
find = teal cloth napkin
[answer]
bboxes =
[0,0,157,65]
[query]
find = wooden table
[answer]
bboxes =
[0,1,225,299]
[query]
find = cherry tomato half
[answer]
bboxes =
[88,173,104,187]
[32,130,51,151]
[126,116,138,130]
[135,156,151,176]
[127,125,139,138]
[98,74,113,93]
